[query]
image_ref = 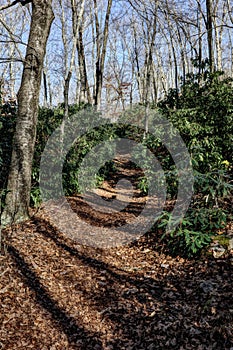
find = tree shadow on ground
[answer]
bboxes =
[8,244,103,349]
[66,190,146,228]
[27,216,233,349]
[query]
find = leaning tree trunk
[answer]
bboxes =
[1,0,54,226]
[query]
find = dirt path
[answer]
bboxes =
[0,157,233,349]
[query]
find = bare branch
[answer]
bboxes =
[0,0,31,12]
[0,57,24,64]
[0,16,24,61]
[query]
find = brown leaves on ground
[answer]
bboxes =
[0,218,232,350]
[0,159,233,349]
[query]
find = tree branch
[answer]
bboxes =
[0,17,24,61]
[0,0,32,12]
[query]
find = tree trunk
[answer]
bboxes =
[197,2,203,75]
[93,0,113,109]
[43,70,48,107]
[206,0,214,72]
[63,0,85,117]
[213,0,226,72]
[77,25,92,104]
[164,4,179,103]
[71,5,92,105]
[1,0,54,226]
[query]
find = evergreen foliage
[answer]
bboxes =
[0,65,232,256]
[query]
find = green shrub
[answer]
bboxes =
[156,65,233,256]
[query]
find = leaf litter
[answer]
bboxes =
[0,157,232,349]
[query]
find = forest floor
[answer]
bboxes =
[0,157,233,350]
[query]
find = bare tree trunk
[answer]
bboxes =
[144,12,157,133]
[151,64,158,104]
[206,0,214,72]
[77,26,92,104]
[63,0,85,118]
[213,0,226,71]
[197,1,203,75]
[1,0,54,225]
[71,3,92,105]
[64,71,72,119]
[164,4,179,102]
[228,30,233,77]
[93,0,113,109]
[43,70,48,107]
[176,26,186,83]
[132,22,143,103]
[8,36,17,100]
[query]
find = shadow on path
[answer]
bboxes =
[8,245,103,349]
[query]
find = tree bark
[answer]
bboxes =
[144,12,157,133]
[1,0,54,225]
[43,70,48,107]
[71,6,92,105]
[93,0,113,109]
[213,0,226,71]
[197,1,203,75]
[206,0,214,72]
